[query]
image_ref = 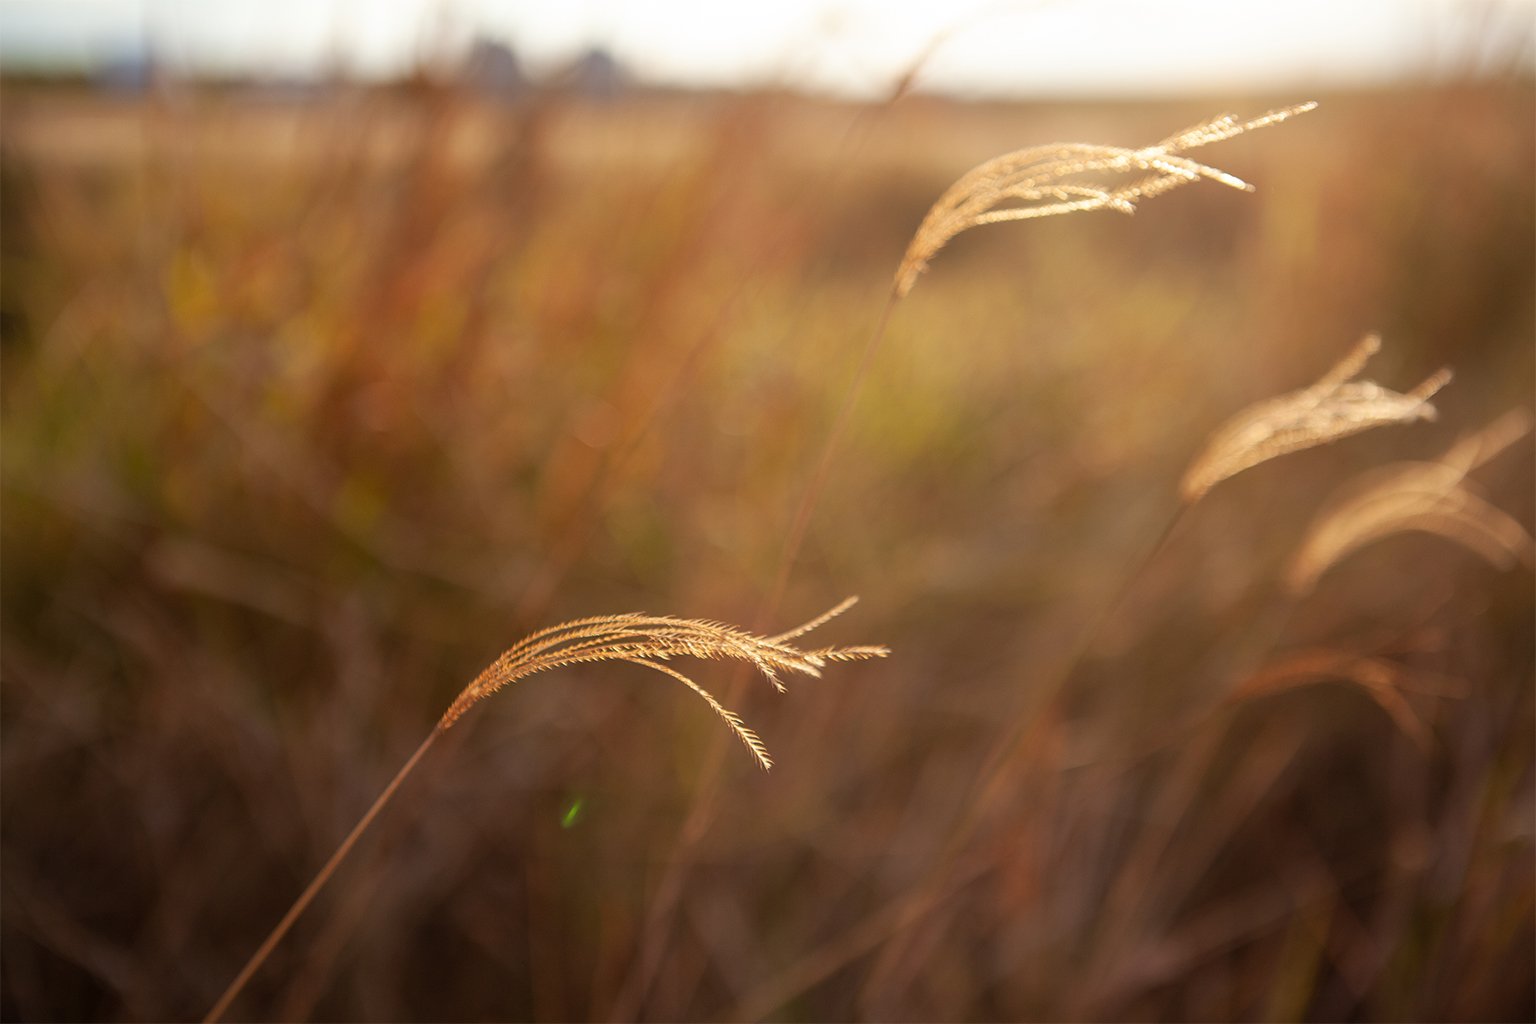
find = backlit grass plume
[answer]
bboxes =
[1181,333,1450,503]
[440,597,889,767]
[205,599,886,1023]
[894,102,1316,298]
[1285,409,1534,594]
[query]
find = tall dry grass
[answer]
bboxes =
[606,101,1329,1016]
[1,71,1532,1023]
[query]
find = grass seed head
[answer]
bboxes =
[437,598,889,770]
[1180,333,1450,503]
[1285,409,1535,593]
[894,102,1317,298]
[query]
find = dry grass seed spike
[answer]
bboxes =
[439,598,888,767]
[1286,409,1535,593]
[205,599,886,1023]
[895,102,1318,298]
[1180,333,1451,503]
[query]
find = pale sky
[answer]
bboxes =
[0,0,1531,96]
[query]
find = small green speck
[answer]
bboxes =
[561,798,585,829]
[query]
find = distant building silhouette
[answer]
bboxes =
[462,36,528,95]
[552,46,629,99]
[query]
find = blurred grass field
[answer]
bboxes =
[1,73,1532,1022]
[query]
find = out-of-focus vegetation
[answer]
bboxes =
[1,71,1531,1022]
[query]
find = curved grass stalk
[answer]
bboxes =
[204,601,885,1023]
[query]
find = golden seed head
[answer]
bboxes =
[1180,333,1449,503]
[437,599,888,771]
[894,102,1317,298]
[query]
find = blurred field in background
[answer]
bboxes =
[1,70,1532,1022]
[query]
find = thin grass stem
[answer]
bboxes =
[203,731,440,1023]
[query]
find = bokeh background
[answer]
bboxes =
[2,1,1533,1020]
